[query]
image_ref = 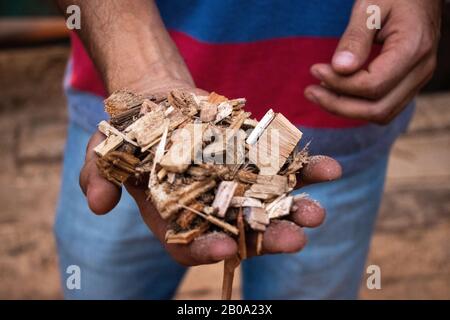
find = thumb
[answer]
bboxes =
[79,131,122,215]
[332,0,378,74]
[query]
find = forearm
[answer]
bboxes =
[56,0,193,93]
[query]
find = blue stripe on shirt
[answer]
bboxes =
[156,0,354,43]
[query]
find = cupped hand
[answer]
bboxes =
[79,85,342,266]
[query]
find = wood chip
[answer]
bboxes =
[124,110,166,147]
[200,102,218,122]
[230,197,263,208]
[208,92,228,104]
[96,151,140,186]
[151,179,217,220]
[93,134,123,157]
[245,109,275,145]
[212,181,238,218]
[165,220,210,244]
[179,204,239,235]
[160,123,206,173]
[214,101,234,124]
[237,208,247,259]
[243,207,269,231]
[267,195,293,219]
[249,113,302,175]
[104,90,144,117]
[98,120,138,146]
[256,232,264,256]
[176,202,204,229]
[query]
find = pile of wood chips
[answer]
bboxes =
[94,90,310,258]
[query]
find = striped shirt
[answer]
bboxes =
[65,0,414,174]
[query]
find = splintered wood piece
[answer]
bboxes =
[104,90,144,117]
[229,111,250,132]
[265,194,286,211]
[236,170,258,184]
[153,179,217,220]
[214,101,234,124]
[141,113,188,153]
[243,207,269,231]
[252,175,288,195]
[245,109,275,145]
[237,208,247,260]
[249,113,303,175]
[199,102,218,122]
[98,120,138,146]
[179,204,239,235]
[139,99,161,115]
[286,146,310,174]
[157,168,167,182]
[267,195,294,219]
[230,196,263,208]
[193,94,208,105]
[208,92,228,104]
[149,122,169,181]
[176,202,204,229]
[160,123,205,173]
[288,173,297,189]
[93,134,123,157]
[167,172,176,184]
[110,106,141,130]
[168,90,198,115]
[153,123,169,165]
[243,190,277,201]
[243,118,258,128]
[233,183,248,197]
[256,174,288,186]
[96,151,140,186]
[212,181,238,218]
[203,206,217,215]
[229,98,247,110]
[187,165,211,178]
[165,220,210,244]
[256,232,264,256]
[221,254,240,300]
[124,109,166,147]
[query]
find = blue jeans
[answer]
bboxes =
[55,122,389,299]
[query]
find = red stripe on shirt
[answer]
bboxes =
[70,31,376,128]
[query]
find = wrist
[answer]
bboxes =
[104,55,195,94]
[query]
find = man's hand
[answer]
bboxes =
[63,0,343,266]
[80,125,342,266]
[305,0,442,124]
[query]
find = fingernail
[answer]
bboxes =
[333,51,355,67]
[305,90,319,104]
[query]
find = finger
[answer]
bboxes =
[331,0,379,74]
[305,55,435,124]
[79,131,122,215]
[318,6,433,100]
[249,220,307,255]
[290,197,325,228]
[297,155,342,187]
[189,232,238,265]
[312,35,425,100]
